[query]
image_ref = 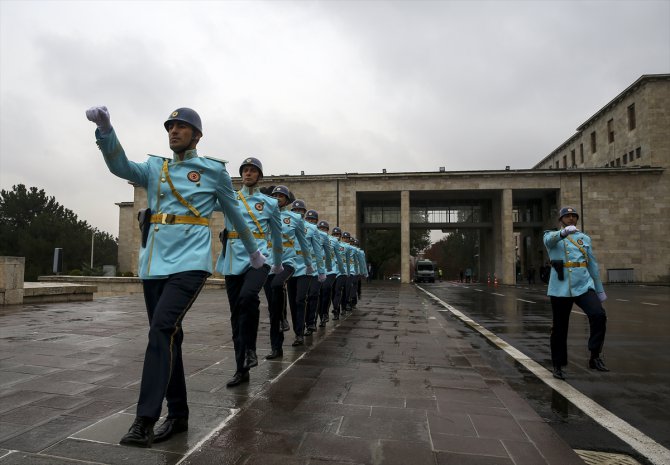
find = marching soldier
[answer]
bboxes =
[350,238,368,308]
[263,185,313,359]
[341,231,357,312]
[303,209,331,334]
[330,227,349,319]
[86,106,264,447]
[317,220,345,326]
[216,157,283,387]
[285,199,317,346]
[544,206,608,380]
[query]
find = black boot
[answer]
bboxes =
[552,366,566,380]
[589,356,609,372]
[265,348,283,360]
[120,416,155,447]
[153,417,188,443]
[243,349,258,370]
[226,371,250,387]
[281,319,290,332]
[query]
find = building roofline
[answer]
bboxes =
[534,73,670,168]
[232,166,663,182]
[576,73,670,131]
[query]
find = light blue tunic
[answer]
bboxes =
[355,247,368,277]
[326,234,346,276]
[215,186,282,276]
[279,209,312,269]
[543,229,604,297]
[95,128,257,279]
[315,228,333,273]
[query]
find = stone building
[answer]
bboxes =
[116,74,669,284]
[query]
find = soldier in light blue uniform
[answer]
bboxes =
[317,220,344,326]
[330,227,349,320]
[341,231,357,312]
[262,185,313,359]
[303,209,331,334]
[544,206,608,380]
[215,157,283,387]
[286,199,320,345]
[350,238,368,308]
[86,106,264,447]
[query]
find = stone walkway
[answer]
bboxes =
[0,283,583,464]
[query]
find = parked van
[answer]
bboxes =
[414,260,436,283]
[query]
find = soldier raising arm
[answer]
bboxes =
[85,106,264,447]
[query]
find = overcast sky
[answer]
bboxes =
[1,0,668,237]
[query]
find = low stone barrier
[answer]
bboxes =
[38,275,226,297]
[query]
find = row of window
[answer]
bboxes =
[546,103,637,169]
[605,147,642,167]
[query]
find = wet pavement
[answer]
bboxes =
[0,283,584,464]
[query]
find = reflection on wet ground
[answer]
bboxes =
[424,281,669,465]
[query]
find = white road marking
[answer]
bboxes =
[474,289,484,292]
[517,298,536,304]
[642,302,659,306]
[491,292,505,296]
[616,299,630,302]
[417,285,670,465]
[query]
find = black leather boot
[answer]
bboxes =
[589,356,609,372]
[119,416,155,447]
[552,366,566,380]
[153,417,188,443]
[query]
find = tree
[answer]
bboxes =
[425,229,479,280]
[0,184,118,280]
[364,228,430,279]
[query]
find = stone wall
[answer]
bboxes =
[0,257,25,305]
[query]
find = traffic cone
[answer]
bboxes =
[494,274,499,287]
[487,273,491,286]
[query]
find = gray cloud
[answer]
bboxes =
[1,0,668,236]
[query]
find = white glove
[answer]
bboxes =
[249,250,266,269]
[560,225,578,237]
[318,273,326,283]
[85,106,112,135]
[270,264,284,275]
[597,291,607,302]
[306,265,315,275]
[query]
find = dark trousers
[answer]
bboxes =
[550,289,607,367]
[138,270,209,421]
[287,275,311,337]
[319,274,336,320]
[263,264,294,350]
[225,265,270,373]
[332,275,347,313]
[344,275,356,309]
[305,276,321,328]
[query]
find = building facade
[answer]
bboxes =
[116,74,669,284]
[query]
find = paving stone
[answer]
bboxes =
[378,439,437,465]
[0,415,90,453]
[0,451,88,464]
[296,432,375,463]
[339,415,430,442]
[43,438,182,465]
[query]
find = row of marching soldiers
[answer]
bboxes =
[86,106,367,446]
[219,156,368,387]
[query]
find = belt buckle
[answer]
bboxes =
[161,213,176,224]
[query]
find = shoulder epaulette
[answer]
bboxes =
[203,156,229,164]
[147,154,170,161]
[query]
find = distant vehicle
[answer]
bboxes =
[389,274,401,281]
[414,259,436,283]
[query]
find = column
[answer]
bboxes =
[500,189,515,284]
[401,191,410,283]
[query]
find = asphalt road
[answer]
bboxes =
[416,281,670,465]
